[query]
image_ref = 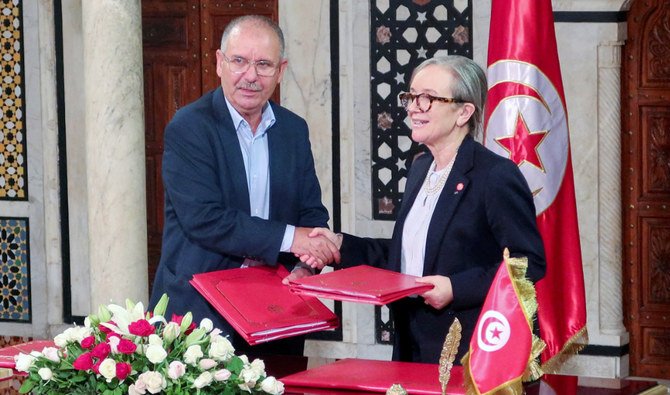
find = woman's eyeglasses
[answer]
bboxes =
[398,92,464,112]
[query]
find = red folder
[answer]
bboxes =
[288,265,434,305]
[0,340,56,369]
[190,265,339,345]
[281,358,465,395]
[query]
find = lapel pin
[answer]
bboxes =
[455,183,464,194]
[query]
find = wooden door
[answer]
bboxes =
[622,0,670,379]
[142,0,278,290]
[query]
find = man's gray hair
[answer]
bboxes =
[410,55,487,137]
[220,15,285,59]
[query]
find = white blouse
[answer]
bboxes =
[401,158,455,277]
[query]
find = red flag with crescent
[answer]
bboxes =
[483,0,587,370]
[465,258,533,394]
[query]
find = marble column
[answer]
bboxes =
[81,0,148,307]
[597,41,627,338]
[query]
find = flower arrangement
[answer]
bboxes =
[14,294,285,395]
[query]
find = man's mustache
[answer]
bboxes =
[237,82,262,92]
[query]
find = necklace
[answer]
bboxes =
[421,155,456,206]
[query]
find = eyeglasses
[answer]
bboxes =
[222,54,280,77]
[398,92,464,112]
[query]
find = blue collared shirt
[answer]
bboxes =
[224,98,295,255]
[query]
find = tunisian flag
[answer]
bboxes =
[463,253,540,394]
[483,0,587,371]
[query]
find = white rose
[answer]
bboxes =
[210,328,223,337]
[192,371,214,389]
[98,358,117,382]
[214,368,231,381]
[261,376,285,395]
[199,318,213,333]
[183,344,203,365]
[37,367,53,381]
[138,371,166,394]
[198,358,217,370]
[239,354,249,364]
[145,344,167,364]
[41,347,60,363]
[71,326,93,343]
[13,353,35,372]
[53,332,69,348]
[167,360,186,380]
[128,380,147,395]
[240,366,262,388]
[148,334,163,346]
[208,338,235,361]
[251,358,266,374]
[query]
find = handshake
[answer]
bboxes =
[290,227,342,269]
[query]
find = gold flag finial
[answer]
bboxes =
[439,318,462,395]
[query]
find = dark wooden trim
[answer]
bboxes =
[553,11,627,23]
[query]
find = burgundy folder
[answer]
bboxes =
[280,358,465,395]
[288,265,434,305]
[190,265,339,345]
[0,340,56,369]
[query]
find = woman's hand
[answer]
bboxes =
[416,275,454,310]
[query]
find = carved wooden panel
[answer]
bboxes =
[642,219,670,304]
[622,0,670,379]
[643,1,670,85]
[142,0,202,289]
[645,110,670,192]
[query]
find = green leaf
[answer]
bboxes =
[18,379,36,394]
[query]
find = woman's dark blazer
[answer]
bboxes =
[339,135,546,363]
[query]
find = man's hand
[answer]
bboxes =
[290,227,341,269]
[417,275,453,310]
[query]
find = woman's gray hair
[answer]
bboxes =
[220,15,285,59]
[410,55,487,137]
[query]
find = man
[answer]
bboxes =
[149,15,338,356]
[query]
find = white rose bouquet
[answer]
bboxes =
[14,294,284,395]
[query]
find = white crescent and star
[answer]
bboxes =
[484,60,570,215]
[476,310,511,352]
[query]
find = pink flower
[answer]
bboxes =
[91,359,102,374]
[80,335,95,349]
[72,352,93,371]
[117,338,137,355]
[116,362,132,380]
[128,319,155,337]
[91,342,111,360]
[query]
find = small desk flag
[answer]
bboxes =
[462,251,544,395]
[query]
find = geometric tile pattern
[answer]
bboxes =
[0,0,27,200]
[0,217,30,322]
[370,0,472,220]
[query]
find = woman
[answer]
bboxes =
[307,55,546,364]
